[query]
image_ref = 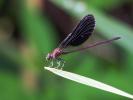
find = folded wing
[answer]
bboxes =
[59,15,95,48]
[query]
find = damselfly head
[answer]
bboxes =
[46,53,52,61]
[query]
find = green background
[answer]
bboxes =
[0,0,133,100]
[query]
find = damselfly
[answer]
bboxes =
[46,15,120,68]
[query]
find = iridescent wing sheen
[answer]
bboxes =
[59,14,95,49]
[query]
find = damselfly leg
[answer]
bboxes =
[46,56,53,67]
[46,56,65,69]
[50,60,54,67]
[45,59,53,67]
[56,58,66,69]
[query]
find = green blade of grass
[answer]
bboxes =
[45,67,133,99]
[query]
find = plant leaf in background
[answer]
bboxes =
[19,0,57,55]
[87,0,124,10]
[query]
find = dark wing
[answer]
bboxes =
[59,14,95,48]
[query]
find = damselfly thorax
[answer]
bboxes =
[46,48,63,60]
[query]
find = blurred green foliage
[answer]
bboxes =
[0,0,133,100]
